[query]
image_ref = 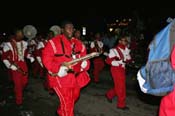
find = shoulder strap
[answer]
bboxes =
[49,37,71,58]
[49,37,65,55]
[60,38,71,58]
[49,40,57,54]
[116,47,124,60]
[60,38,65,54]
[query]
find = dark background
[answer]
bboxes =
[0,1,175,35]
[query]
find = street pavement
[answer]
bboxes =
[0,65,161,116]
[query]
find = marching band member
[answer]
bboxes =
[35,31,55,94]
[1,29,35,107]
[105,35,132,110]
[90,32,106,83]
[42,21,90,116]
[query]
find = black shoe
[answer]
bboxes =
[117,106,129,110]
[105,95,112,103]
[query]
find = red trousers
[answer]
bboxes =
[106,66,126,108]
[11,61,28,105]
[32,60,44,78]
[53,83,80,116]
[93,58,105,83]
[159,86,175,116]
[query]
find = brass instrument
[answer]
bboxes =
[62,52,100,67]
[49,52,100,77]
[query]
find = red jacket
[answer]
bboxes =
[1,38,34,72]
[71,37,91,88]
[71,37,90,72]
[42,35,90,88]
[105,44,132,68]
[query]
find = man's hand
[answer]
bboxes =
[57,66,69,77]
[36,57,43,67]
[81,60,88,69]
[111,60,123,66]
[103,52,108,56]
[10,64,18,70]
[27,54,35,63]
[30,57,35,63]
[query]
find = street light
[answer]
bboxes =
[82,27,86,36]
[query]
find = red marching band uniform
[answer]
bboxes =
[35,38,55,94]
[1,36,34,105]
[71,37,90,88]
[90,39,105,83]
[105,43,131,109]
[42,34,90,116]
[28,38,40,78]
[34,32,54,79]
[35,38,47,77]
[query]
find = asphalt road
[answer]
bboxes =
[0,64,161,116]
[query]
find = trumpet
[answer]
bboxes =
[49,52,100,77]
[62,52,100,67]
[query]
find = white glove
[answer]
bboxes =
[81,60,87,69]
[111,61,119,66]
[57,66,68,77]
[3,60,11,68]
[36,57,43,67]
[103,52,108,56]
[10,65,18,70]
[111,60,123,66]
[30,57,35,63]
[27,54,35,63]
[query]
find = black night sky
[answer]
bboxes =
[0,1,175,35]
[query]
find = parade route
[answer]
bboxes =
[0,66,161,116]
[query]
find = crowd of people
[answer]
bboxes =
[0,20,171,116]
